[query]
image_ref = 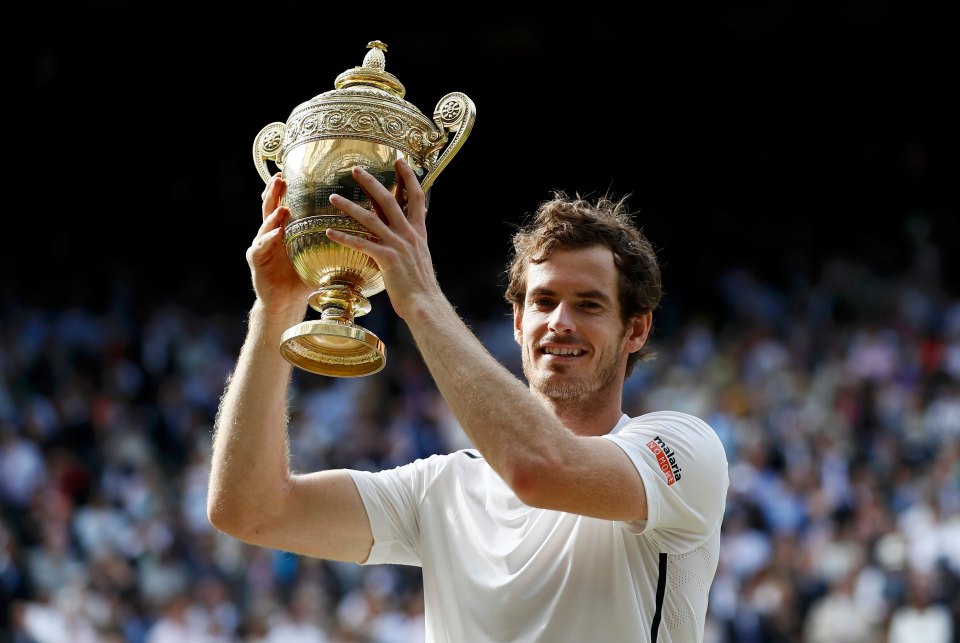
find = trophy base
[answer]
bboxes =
[280,320,386,378]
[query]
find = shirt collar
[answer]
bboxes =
[608,413,632,435]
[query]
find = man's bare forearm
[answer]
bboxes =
[207,301,301,536]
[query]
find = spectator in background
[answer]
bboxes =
[886,569,953,643]
[803,567,878,643]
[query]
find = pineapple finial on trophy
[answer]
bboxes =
[363,40,388,69]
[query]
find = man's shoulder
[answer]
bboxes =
[400,448,488,477]
[625,410,714,433]
[619,410,728,459]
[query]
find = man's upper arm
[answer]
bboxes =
[237,469,374,563]
[605,413,729,550]
[523,436,651,522]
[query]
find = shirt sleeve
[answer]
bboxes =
[603,411,729,553]
[349,460,428,567]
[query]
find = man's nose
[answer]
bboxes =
[547,303,576,333]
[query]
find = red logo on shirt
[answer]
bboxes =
[646,436,682,485]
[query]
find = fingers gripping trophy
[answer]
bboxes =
[252,40,476,377]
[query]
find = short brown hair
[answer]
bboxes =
[504,191,662,374]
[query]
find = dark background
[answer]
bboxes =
[5,4,959,329]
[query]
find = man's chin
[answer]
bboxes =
[534,374,589,401]
[525,360,584,392]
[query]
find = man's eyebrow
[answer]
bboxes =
[527,287,613,303]
[576,290,613,303]
[528,287,556,298]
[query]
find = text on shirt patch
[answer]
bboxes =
[645,436,682,485]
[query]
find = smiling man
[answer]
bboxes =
[208,159,729,642]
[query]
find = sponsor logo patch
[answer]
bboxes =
[645,436,683,485]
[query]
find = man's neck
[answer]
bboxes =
[540,393,625,438]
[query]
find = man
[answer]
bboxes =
[208,159,729,642]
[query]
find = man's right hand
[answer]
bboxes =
[246,173,312,315]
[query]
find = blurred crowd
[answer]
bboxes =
[1,220,959,643]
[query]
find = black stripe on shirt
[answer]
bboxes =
[650,553,667,642]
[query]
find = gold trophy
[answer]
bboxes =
[253,40,475,377]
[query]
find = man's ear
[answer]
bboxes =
[513,302,523,346]
[626,311,653,354]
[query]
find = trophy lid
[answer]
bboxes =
[334,40,406,98]
[255,38,474,192]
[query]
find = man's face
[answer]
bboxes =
[513,245,645,402]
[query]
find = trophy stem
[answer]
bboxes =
[308,283,372,321]
[278,282,385,377]
[320,306,349,323]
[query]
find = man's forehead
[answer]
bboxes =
[524,247,619,296]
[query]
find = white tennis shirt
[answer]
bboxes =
[350,410,729,642]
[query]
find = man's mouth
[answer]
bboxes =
[541,346,583,357]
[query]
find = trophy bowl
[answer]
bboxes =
[253,40,475,377]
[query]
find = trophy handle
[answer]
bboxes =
[253,122,288,183]
[421,92,476,193]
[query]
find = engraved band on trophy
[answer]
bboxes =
[252,40,476,377]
